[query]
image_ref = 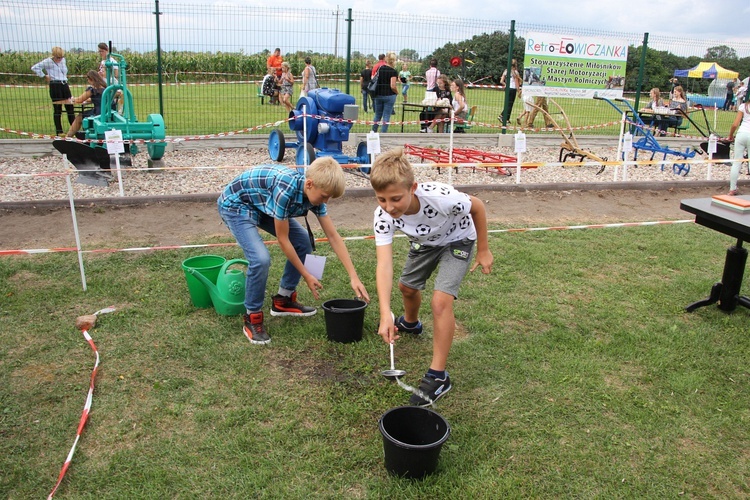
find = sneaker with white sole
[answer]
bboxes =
[409,374,452,406]
[394,315,423,335]
[243,311,271,345]
[270,291,317,317]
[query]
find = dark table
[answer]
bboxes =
[680,196,750,312]
[400,103,450,132]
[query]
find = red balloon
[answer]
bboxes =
[450,57,461,67]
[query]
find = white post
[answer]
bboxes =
[614,111,626,181]
[303,104,309,169]
[66,172,87,291]
[114,153,124,197]
[707,134,718,180]
[448,109,455,186]
[515,152,522,184]
[622,132,633,182]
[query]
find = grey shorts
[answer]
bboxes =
[399,238,475,298]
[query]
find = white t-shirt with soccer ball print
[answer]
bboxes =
[373,182,476,247]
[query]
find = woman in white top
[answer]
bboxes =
[500,58,521,124]
[31,46,75,135]
[450,78,468,133]
[728,94,750,195]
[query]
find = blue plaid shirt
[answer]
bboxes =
[217,165,326,223]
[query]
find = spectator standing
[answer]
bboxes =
[97,42,119,84]
[526,96,554,130]
[359,60,372,112]
[266,48,283,105]
[399,63,411,103]
[301,57,318,97]
[371,53,398,133]
[735,79,747,109]
[372,53,386,78]
[727,93,750,196]
[425,58,440,92]
[419,59,442,131]
[278,62,294,113]
[499,58,521,125]
[31,46,75,136]
[724,78,735,111]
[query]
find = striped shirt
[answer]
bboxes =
[31,57,69,81]
[217,165,326,223]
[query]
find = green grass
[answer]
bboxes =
[0,79,739,139]
[2,222,749,497]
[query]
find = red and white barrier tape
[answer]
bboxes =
[48,306,116,500]
[3,220,694,257]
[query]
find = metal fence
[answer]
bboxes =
[1,0,749,139]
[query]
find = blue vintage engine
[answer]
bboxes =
[268,88,369,169]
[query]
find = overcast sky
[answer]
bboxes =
[266,0,750,45]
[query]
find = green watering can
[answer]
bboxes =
[188,259,248,316]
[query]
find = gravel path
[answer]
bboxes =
[0,143,738,203]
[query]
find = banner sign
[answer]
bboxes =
[522,32,628,99]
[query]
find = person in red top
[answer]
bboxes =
[266,48,283,105]
[371,53,386,78]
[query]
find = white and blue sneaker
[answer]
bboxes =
[409,374,451,406]
[395,315,423,335]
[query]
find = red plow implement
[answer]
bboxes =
[403,144,532,176]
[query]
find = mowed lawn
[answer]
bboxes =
[1,221,749,497]
[0,80,739,139]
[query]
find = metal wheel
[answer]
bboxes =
[269,129,286,162]
[145,114,167,160]
[295,143,316,171]
[356,141,370,174]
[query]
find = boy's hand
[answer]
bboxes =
[470,249,494,274]
[377,312,400,344]
[351,278,370,303]
[303,274,323,300]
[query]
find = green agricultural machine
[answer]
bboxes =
[53,46,166,185]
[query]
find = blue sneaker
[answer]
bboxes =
[409,374,452,406]
[395,315,423,335]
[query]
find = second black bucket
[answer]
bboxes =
[379,406,451,479]
[321,298,367,343]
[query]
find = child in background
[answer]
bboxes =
[278,62,294,112]
[399,63,411,103]
[369,148,493,406]
[218,158,370,345]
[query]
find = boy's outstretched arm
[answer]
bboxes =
[317,215,370,302]
[274,218,323,299]
[468,195,494,274]
[375,243,399,344]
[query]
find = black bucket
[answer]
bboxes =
[321,298,367,343]
[379,406,451,479]
[699,140,732,160]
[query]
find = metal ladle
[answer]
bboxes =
[381,342,406,381]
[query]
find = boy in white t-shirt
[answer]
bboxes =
[369,148,494,406]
